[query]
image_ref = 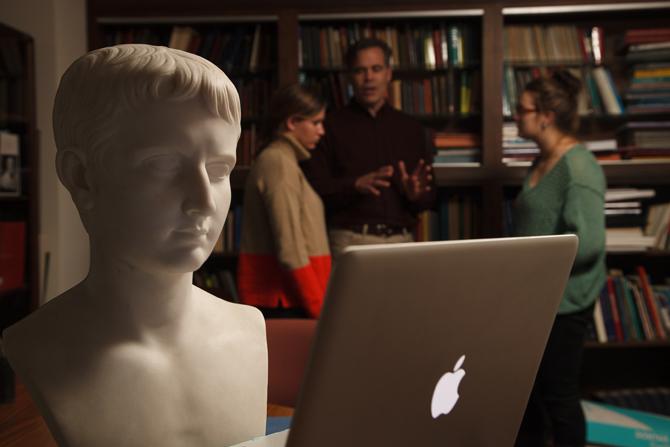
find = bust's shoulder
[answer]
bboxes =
[2,288,88,375]
[192,288,268,368]
[4,289,82,343]
[194,287,266,337]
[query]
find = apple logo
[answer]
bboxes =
[431,354,466,419]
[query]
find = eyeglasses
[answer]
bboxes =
[515,105,538,116]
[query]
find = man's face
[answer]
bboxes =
[87,98,238,274]
[349,47,392,112]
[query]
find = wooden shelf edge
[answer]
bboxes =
[607,250,670,257]
[585,340,670,349]
[0,286,29,300]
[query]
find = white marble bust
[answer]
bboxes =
[2,44,267,447]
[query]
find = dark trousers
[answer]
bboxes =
[258,306,308,319]
[515,305,593,447]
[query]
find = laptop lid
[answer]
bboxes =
[285,235,578,447]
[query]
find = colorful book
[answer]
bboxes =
[593,298,608,342]
[622,276,644,340]
[638,266,667,339]
[593,66,623,114]
[607,276,625,342]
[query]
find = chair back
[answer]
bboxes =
[265,318,317,407]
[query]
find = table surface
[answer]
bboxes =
[2,381,606,447]
[0,380,293,446]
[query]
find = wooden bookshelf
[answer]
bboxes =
[86,0,670,404]
[0,24,38,332]
[582,341,670,390]
[94,15,279,168]
[0,24,38,407]
[297,11,483,118]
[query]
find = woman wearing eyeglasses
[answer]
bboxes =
[513,70,606,447]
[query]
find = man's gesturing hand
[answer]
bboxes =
[354,165,394,196]
[398,159,432,201]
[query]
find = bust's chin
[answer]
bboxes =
[137,250,212,275]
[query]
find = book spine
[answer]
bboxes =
[611,275,635,340]
[592,67,623,115]
[637,266,667,339]
[630,276,655,340]
[606,276,625,342]
[592,298,608,342]
[623,278,644,340]
[599,285,616,341]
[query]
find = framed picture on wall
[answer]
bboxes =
[0,131,20,197]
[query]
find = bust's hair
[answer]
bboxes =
[53,44,241,167]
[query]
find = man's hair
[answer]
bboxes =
[53,44,241,168]
[345,38,392,70]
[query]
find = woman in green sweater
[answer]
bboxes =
[513,70,606,447]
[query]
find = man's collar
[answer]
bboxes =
[349,98,391,118]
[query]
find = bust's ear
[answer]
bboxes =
[56,148,95,211]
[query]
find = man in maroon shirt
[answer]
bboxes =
[302,38,435,258]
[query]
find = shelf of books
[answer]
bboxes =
[501,3,670,184]
[0,24,37,333]
[0,24,37,402]
[95,16,279,172]
[592,266,669,344]
[297,10,484,168]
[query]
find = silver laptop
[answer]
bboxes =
[232,235,578,447]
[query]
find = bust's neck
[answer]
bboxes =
[81,251,195,344]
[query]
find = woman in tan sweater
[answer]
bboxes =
[238,84,330,318]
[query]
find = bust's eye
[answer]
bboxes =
[142,154,181,173]
[206,161,231,181]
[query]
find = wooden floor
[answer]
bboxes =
[0,380,57,447]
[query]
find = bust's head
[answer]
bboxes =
[53,44,241,273]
